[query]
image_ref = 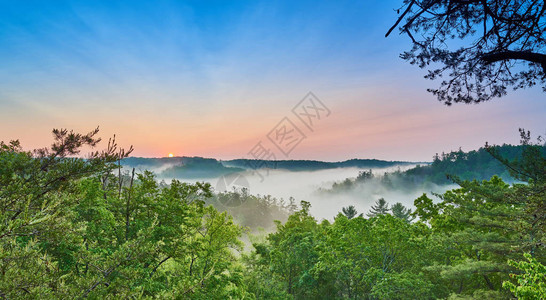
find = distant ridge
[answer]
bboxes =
[121,156,423,179]
[223,158,422,172]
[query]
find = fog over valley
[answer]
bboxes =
[119,144,528,229]
[166,164,447,221]
[119,156,459,221]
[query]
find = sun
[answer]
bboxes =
[168,153,174,158]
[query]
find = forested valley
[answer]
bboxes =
[1,128,544,299]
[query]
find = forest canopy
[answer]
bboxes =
[0,128,544,298]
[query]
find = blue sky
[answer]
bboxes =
[0,0,544,161]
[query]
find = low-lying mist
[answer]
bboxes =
[158,164,454,222]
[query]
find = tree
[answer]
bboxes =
[0,128,131,298]
[266,201,319,298]
[391,202,415,223]
[485,129,545,258]
[413,176,545,297]
[367,198,390,218]
[0,128,130,240]
[387,0,546,104]
[341,205,359,219]
[69,170,247,298]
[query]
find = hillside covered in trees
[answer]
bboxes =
[1,129,544,299]
[322,144,545,194]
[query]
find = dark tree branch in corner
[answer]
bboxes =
[387,0,546,104]
[481,51,546,72]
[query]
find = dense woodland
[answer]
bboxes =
[0,128,544,299]
[323,144,543,195]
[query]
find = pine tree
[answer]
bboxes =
[391,202,414,223]
[341,205,359,219]
[367,198,389,218]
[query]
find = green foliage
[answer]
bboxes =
[413,174,545,298]
[503,253,546,299]
[242,133,545,299]
[244,202,437,299]
[0,128,128,298]
[68,174,247,298]
[2,128,545,299]
[370,272,434,299]
[0,129,249,298]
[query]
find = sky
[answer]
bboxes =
[0,0,544,162]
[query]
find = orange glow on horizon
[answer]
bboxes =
[168,153,174,158]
